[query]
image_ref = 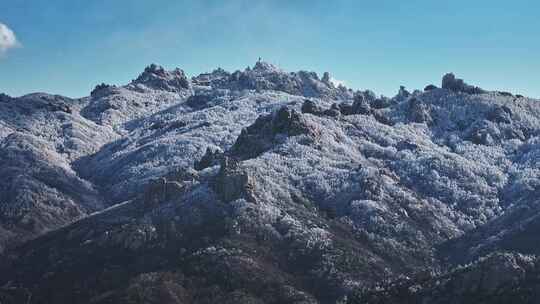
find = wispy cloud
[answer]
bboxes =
[0,23,20,55]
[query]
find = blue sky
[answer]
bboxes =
[1,0,539,98]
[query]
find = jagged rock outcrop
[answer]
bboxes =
[194,61,353,100]
[194,147,223,171]
[301,99,342,117]
[442,73,486,94]
[90,83,118,98]
[395,86,411,101]
[143,177,186,207]
[230,106,319,160]
[351,93,371,115]
[131,64,190,92]
[322,71,331,84]
[213,157,255,202]
[192,67,231,87]
[301,99,325,115]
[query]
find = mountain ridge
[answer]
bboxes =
[0,62,539,303]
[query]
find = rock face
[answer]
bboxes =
[442,73,486,94]
[132,64,190,92]
[213,157,255,202]
[194,147,222,170]
[351,93,372,115]
[231,106,318,160]
[1,63,540,303]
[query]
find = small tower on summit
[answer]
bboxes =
[258,57,262,62]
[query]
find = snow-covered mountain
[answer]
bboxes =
[0,62,539,303]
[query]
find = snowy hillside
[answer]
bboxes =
[0,62,539,303]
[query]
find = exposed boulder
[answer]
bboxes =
[213,157,255,203]
[192,68,231,87]
[351,93,371,115]
[395,86,410,100]
[143,169,198,207]
[301,99,325,115]
[372,110,394,126]
[231,107,318,160]
[90,83,117,98]
[370,96,392,109]
[343,92,393,124]
[301,100,341,117]
[323,103,341,117]
[337,102,354,115]
[132,64,190,92]
[194,147,223,171]
[442,73,486,94]
[186,93,213,110]
[322,72,331,84]
[143,177,185,207]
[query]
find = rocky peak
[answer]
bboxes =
[396,85,410,100]
[132,64,190,92]
[442,73,486,94]
[322,72,331,84]
[252,60,281,73]
[192,68,231,87]
[231,107,318,160]
[191,61,352,100]
[90,83,117,98]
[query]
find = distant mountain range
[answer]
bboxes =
[0,61,539,303]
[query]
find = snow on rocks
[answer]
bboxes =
[442,72,486,94]
[2,62,540,303]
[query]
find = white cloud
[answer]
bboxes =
[330,77,346,87]
[0,23,20,54]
